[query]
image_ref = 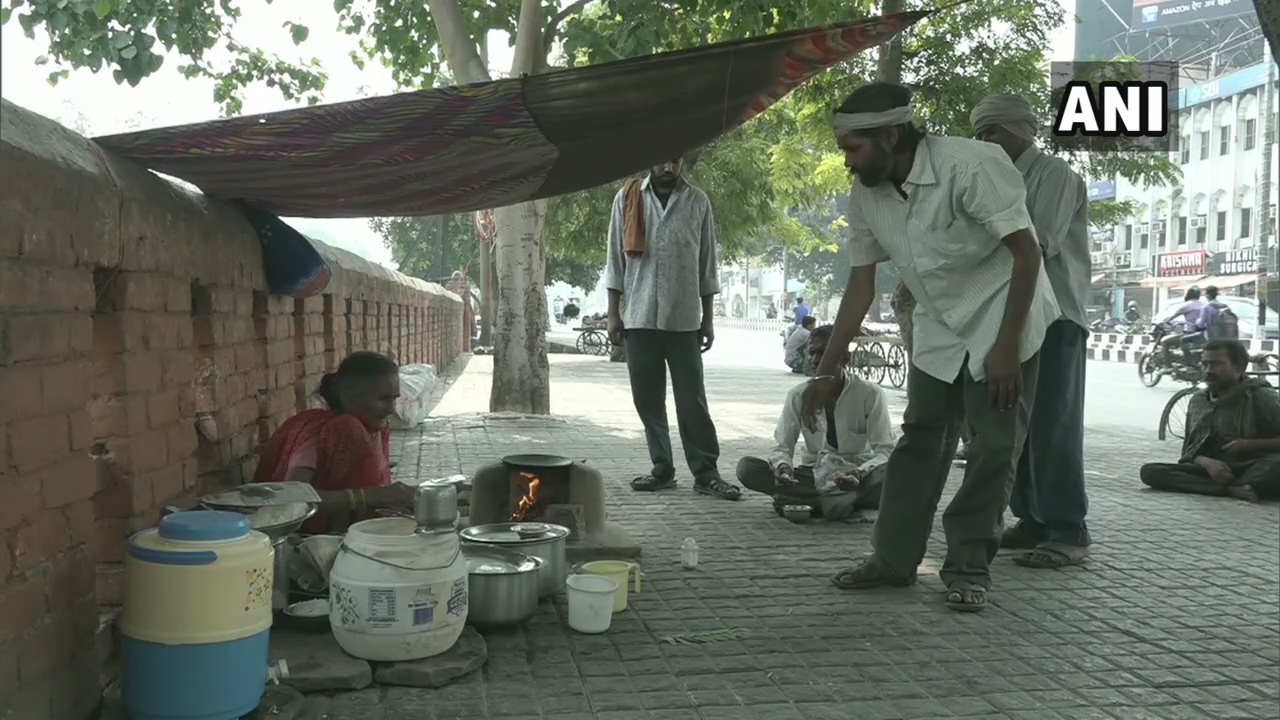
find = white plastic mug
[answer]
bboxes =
[565,574,618,634]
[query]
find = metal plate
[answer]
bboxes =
[460,522,570,545]
[500,453,573,469]
[463,545,541,575]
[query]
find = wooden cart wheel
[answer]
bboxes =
[575,332,590,353]
[582,330,608,356]
[885,343,907,388]
[865,342,887,385]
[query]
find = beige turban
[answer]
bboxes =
[969,93,1038,142]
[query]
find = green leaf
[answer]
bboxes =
[0,8,10,25]
[17,12,34,38]
[110,32,132,49]
[94,0,113,19]
[120,45,137,59]
[289,23,310,45]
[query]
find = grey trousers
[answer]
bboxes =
[624,330,721,482]
[872,354,1040,589]
[736,456,883,520]
[1140,455,1280,499]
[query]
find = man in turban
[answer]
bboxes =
[970,92,1092,569]
[803,82,1060,612]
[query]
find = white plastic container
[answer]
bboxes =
[681,538,699,569]
[565,574,618,634]
[328,517,468,661]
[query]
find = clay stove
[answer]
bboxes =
[468,454,637,561]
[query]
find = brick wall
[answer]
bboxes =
[0,101,464,719]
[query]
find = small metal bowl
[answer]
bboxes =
[280,599,331,633]
[781,505,812,523]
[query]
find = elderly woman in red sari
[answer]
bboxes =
[255,351,415,532]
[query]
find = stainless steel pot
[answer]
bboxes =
[462,545,542,628]
[459,522,569,597]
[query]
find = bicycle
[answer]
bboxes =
[1157,352,1279,441]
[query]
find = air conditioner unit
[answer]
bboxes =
[1270,206,1277,221]
[1137,222,1151,234]
[1151,221,1166,232]
[1189,217,1205,229]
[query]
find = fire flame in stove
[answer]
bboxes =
[511,471,540,521]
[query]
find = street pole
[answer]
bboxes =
[1258,45,1275,327]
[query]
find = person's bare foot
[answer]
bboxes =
[1227,484,1259,502]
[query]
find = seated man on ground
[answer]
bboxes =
[255,350,416,532]
[1140,340,1280,502]
[737,325,896,521]
[784,315,817,373]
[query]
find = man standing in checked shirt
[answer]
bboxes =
[971,93,1092,570]
[604,157,742,501]
[803,82,1060,612]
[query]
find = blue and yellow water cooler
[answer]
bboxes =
[121,510,275,720]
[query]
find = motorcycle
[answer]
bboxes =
[1136,321,1204,388]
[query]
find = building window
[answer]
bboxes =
[1154,224,1167,247]
[1179,135,1191,164]
[1123,224,1133,250]
[1198,130,1210,160]
[1218,125,1231,155]
[1216,210,1227,243]
[1175,217,1188,245]
[1194,222,1207,247]
[1239,207,1253,239]
[1138,230,1149,249]
[1243,118,1257,151]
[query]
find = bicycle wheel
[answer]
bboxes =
[575,332,589,354]
[1158,387,1196,441]
[885,343,907,388]
[865,343,887,385]
[1137,353,1161,388]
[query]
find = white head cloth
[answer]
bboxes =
[969,93,1038,142]
[831,104,915,138]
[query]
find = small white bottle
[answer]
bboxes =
[680,538,699,569]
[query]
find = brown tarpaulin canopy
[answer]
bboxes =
[93,11,933,218]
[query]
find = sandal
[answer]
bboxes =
[945,587,988,613]
[830,560,917,590]
[630,474,677,492]
[999,523,1044,550]
[694,477,741,501]
[1012,542,1089,569]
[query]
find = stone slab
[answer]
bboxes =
[268,628,373,692]
[373,626,487,688]
[565,519,641,562]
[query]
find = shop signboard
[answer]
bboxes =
[1208,249,1258,276]
[1156,249,1207,277]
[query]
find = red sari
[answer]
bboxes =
[254,409,391,533]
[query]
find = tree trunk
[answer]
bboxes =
[878,0,908,346]
[435,214,449,274]
[428,0,552,414]
[1256,1,1280,66]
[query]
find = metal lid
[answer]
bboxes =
[463,546,541,575]
[459,522,570,544]
[158,510,251,542]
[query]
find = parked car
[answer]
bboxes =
[1154,296,1279,341]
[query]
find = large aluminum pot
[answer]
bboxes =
[459,522,569,597]
[462,546,542,628]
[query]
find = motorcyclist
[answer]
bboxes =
[1123,301,1141,325]
[1158,287,1207,364]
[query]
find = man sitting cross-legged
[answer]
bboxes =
[1140,339,1280,502]
[737,325,896,521]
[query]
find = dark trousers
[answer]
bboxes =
[624,330,721,482]
[1140,455,1280,498]
[873,354,1040,589]
[1009,320,1091,546]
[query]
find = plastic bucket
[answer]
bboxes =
[565,574,618,634]
[580,561,640,613]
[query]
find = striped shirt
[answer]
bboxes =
[1015,145,1091,331]
[603,176,721,332]
[847,135,1061,383]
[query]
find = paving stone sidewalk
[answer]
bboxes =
[306,355,1280,720]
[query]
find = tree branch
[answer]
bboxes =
[542,0,592,55]
[511,0,543,75]
[424,0,491,84]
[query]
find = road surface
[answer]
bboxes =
[549,325,1187,435]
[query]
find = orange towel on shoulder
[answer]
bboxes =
[621,178,646,257]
